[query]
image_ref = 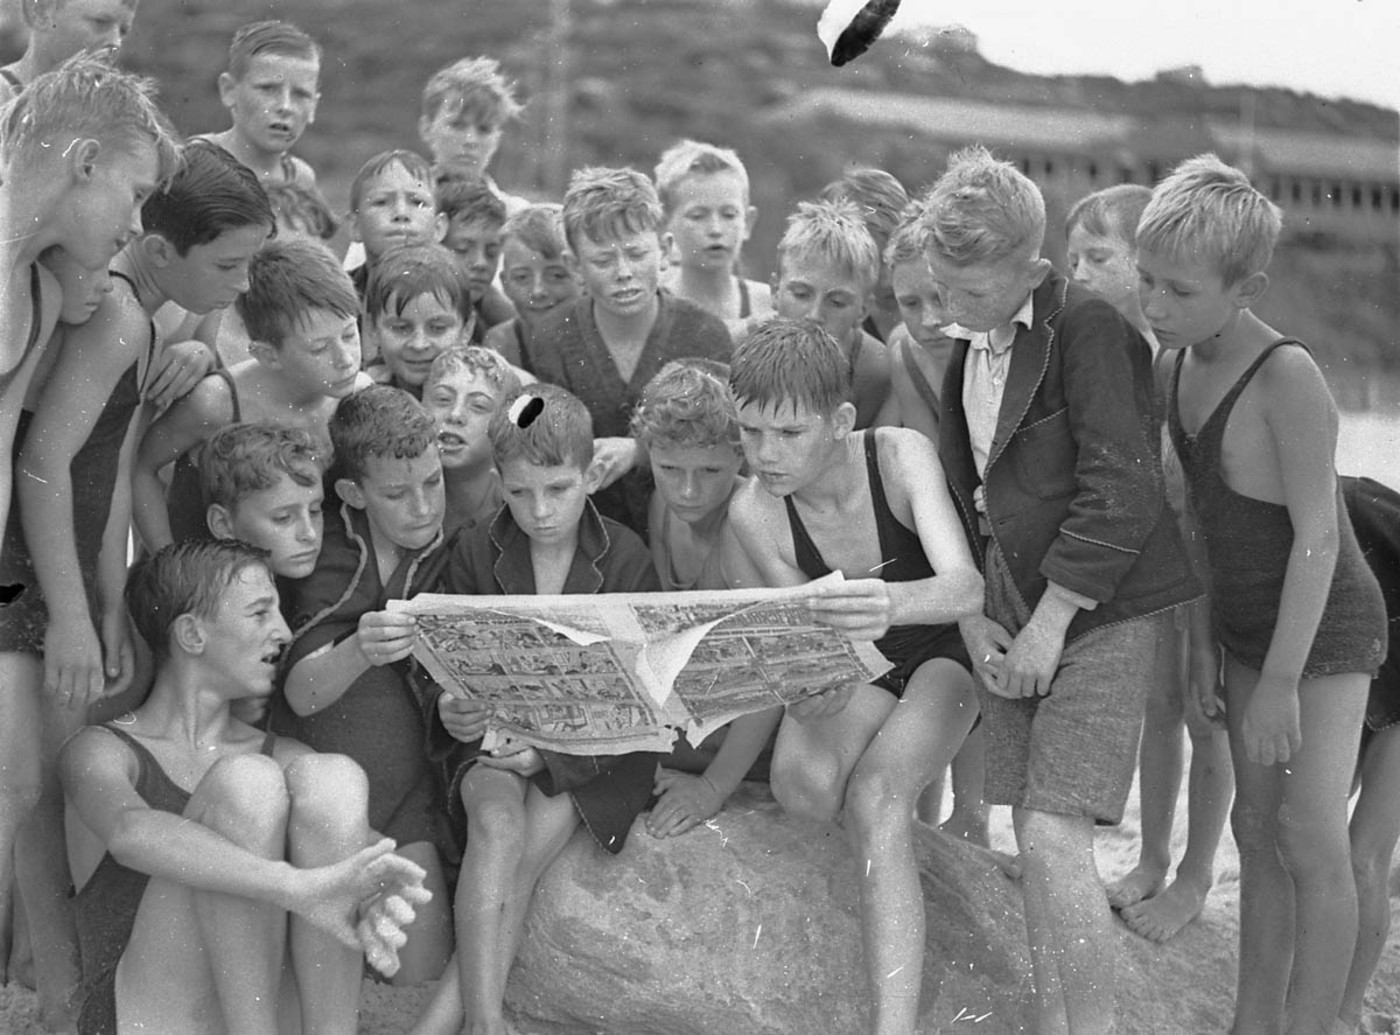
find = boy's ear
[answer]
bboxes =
[142,234,177,269]
[1027,256,1052,286]
[1233,271,1269,309]
[659,230,675,258]
[742,205,758,242]
[416,114,433,150]
[206,503,236,540]
[216,72,238,111]
[582,458,608,495]
[67,138,104,183]
[246,338,280,369]
[432,212,448,245]
[172,612,206,656]
[832,401,858,438]
[335,477,366,510]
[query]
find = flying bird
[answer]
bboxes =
[818,0,904,67]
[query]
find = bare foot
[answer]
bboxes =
[1120,878,1209,942]
[939,808,990,849]
[1105,864,1167,910]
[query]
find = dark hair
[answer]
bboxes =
[364,242,472,323]
[226,20,321,80]
[819,167,911,251]
[237,236,358,347]
[126,539,272,661]
[141,140,275,256]
[730,318,852,416]
[200,422,325,513]
[329,385,437,485]
[348,149,434,214]
[266,180,339,240]
[435,171,507,228]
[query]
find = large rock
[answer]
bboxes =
[505,783,1034,1034]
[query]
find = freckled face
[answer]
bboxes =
[773,255,868,347]
[1067,224,1139,315]
[649,442,743,523]
[1136,246,1239,351]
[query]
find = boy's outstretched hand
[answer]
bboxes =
[806,577,895,640]
[648,768,725,837]
[357,610,417,667]
[290,837,431,960]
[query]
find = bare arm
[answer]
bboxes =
[131,374,235,552]
[92,407,144,702]
[283,610,417,716]
[17,297,145,707]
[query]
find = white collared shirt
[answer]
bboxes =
[961,292,1035,510]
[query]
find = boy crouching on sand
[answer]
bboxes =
[412,383,660,1035]
[61,539,429,1035]
[726,318,984,1034]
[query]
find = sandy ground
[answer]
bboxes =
[3,759,1398,1035]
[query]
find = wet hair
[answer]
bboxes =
[883,200,929,269]
[631,360,739,450]
[1064,184,1154,248]
[237,236,357,348]
[653,139,750,216]
[126,539,272,661]
[364,242,472,323]
[225,20,321,80]
[425,345,521,401]
[777,198,880,292]
[18,0,136,33]
[436,171,507,228]
[141,139,274,256]
[819,167,910,253]
[561,166,663,252]
[347,148,434,214]
[500,203,567,261]
[420,55,524,128]
[1,54,180,180]
[266,180,339,241]
[1137,154,1282,287]
[200,422,325,513]
[488,382,594,470]
[329,385,437,485]
[919,144,1046,267]
[730,317,852,417]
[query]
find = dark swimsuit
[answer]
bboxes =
[1169,340,1386,677]
[900,338,941,423]
[75,724,278,1035]
[165,367,242,544]
[0,263,43,400]
[783,432,970,697]
[0,271,151,654]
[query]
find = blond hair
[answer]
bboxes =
[1137,154,1282,286]
[919,145,1045,267]
[777,198,880,292]
[654,139,750,215]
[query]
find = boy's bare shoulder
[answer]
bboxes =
[727,477,785,537]
[65,285,153,366]
[1254,338,1333,408]
[288,156,318,187]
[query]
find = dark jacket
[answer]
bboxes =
[432,499,662,853]
[940,269,1199,640]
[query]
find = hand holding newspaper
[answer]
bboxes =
[391,573,891,755]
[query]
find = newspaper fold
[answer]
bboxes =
[390,573,892,755]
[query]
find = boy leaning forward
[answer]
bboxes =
[923,147,1199,1034]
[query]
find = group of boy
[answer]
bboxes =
[1,5,1397,1035]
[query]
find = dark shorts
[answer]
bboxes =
[871,622,972,698]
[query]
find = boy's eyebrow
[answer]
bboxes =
[246,593,278,612]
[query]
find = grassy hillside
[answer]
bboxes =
[17,0,1398,399]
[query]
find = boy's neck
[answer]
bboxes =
[207,127,285,182]
[673,264,737,306]
[593,293,660,346]
[1192,308,1273,363]
[787,433,865,512]
[113,248,170,316]
[244,362,339,414]
[529,533,579,593]
[142,662,240,747]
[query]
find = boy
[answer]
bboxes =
[1063,183,1236,944]
[726,318,984,1035]
[417,55,526,210]
[0,57,177,561]
[200,422,328,581]
[1141,154,1386,1035]
[416,383,660,1035]
[61,539,430,1034]
[880,206,955,444]
[654,139,772,334]
[630,360,779,839]
[0,137,269,1027]
[435,172,508,341]
[364,242,476,397]
[819,167,910,343]
[345,149,447,301]
[198,20,321,187]
[482,203,582,369]
[772,198,892,428]
[924,145,1197,1035]
[0,0,136,104]
[133,234,364,552]
[422,346,521,537]
[528,165,732,535]
[277,386,456,985]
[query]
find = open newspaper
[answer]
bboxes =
[390,573,891,755]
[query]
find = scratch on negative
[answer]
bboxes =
[752,924,762,949]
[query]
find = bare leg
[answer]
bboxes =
[914,771,944,827]
[492,787,579,993]
[0,653,43,989]
[385,840,451,986]
[116,754,291,1035]
[939,721,989,848]
[1108,622,1185,912]
[1338,723,1400,1031]
[845,662,978,1035]
[5,652,86,1030]
[457,766,528,1035]
[1122,714,1233,942]
[284,753,376,1035]
[1015,807,1117,1035]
